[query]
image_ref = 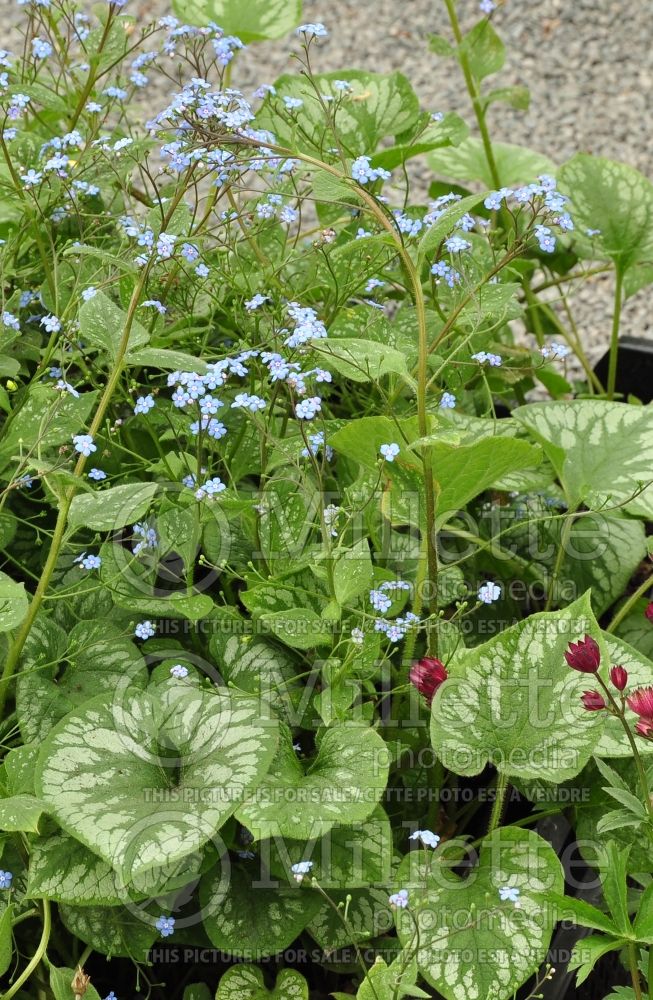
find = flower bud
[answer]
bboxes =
[609,665,628,691]
[410,657,448,705]
[645,602,653,623]
[564,635,600,673]
[581,690,605,712]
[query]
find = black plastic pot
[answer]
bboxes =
[593,336,653,402]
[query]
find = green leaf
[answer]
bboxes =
[59,903,157,958]
[68,482,158,531]
[547,892,622,936]
[78,290,150,358]
[513,400,653,518]
[0,793,48,833]
[183,987,212,1000]
[0,385,98,473]
[431,593,605,781]
[0,904,12,979]
[313,338,411,383]
[174,0,301,41]
[308,886,392,952]
[259,608,333,650]
[17,619,147,743]
[200,861,321,957]
[0,571,27,632]
[601,842,632,934]
[236,723,389,840]
[333,540,374,606]
[432,436,541,525]
[633,883,653,942]
[126,348,208,372]
[482,85,531,111]
[417,192,487,262]
[460,18,505,79]
[568,934,626,986]
[428,137,555,187]
[36,685,278,879]
[216,966,309,1000]
[257,70,420,157]
[395,828,564,1000]
[50,967,102,1000]
[559,153,653,284]
[372,113,469,171]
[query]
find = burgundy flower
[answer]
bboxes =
[564,635,600,674]
[626,685,653,719]
[609,665,628,692]
[410,657,448,705]
[645,602,653,623]
[635,718,653,739]
[581,690,606,712]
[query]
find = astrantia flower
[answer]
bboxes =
[0,870,13,889]
[291,860,313,882]
[581,690,606,712]
[410,657,448,705]
[155,915,175,937]
[635,718,653,739]
[626,685,653,719]
[645,602,653,622]
[610,665,628,692]
[478,581,501,604]
[72,434,96,456]
[135,620,156,640]
[498,885,520,903]
[379,442,399,462]
[565,635,600,674]
[389,889,409,909]
[409,829,441,848]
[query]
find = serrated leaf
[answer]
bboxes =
[568,935,625,986]
[395,828,564,1000]
[36,685,278,879]
[548,891,622,936]
[431,593,605,781]
[68,482,158,531]
[236,724,389,840]
[596,808,643,835]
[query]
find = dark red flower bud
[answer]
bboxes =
[635,718,653,739]
[645,602,653,622]
[626,685,653,719]
[581,690,606,712]
[410,657,448,705]
[564,635,600,673]
[609,665,628,691]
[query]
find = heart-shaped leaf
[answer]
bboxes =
[236,723,389,840]
[216,966,308,1000]
[394,827,563,1000]
[431,593,605,781]
[36,684,278,879]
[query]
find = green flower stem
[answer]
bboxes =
[487,771,509,834]
[596,674,653,826]
[607,267,624,401]
[628,941,643,1000]
[544,505,578,612]
[606,570,653,634]
[443,0,502,190]
[3,899,51,1000]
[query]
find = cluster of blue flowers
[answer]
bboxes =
[483,175,574,254]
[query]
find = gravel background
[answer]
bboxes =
[3,0,653,363]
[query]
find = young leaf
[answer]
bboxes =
[568,934,626,986]
[216,966,309,1000]
[460,18,505,80]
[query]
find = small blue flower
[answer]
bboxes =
[170,664,188,679]
[369,589,392,614]
[195,477,226,501]
[135,620,156,640]
[439,392,456,409]
[444,235,471,253]
[389,889,409,909]
[296,22,328,38]
[72,434,96,456]
[134,394,155,415]
[2,311,19,330]
[295,396,321,420]
[283,96,303,111]
[478,581,501,604]
[142,299,166,315]
[499,885,520,903]
[74,552,102,571]
[88,468,106,481]
[291,860,313,882]
[379,442,399,462]
[245,293,267,311]
[409,829,441,848]
[155,915,175,937]
[479,0,496,14]
[40,313,61,333]
[32,38,53,58]
[81,287,97,301]
[0,870,12,889]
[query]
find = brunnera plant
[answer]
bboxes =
[0,0,652,998]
